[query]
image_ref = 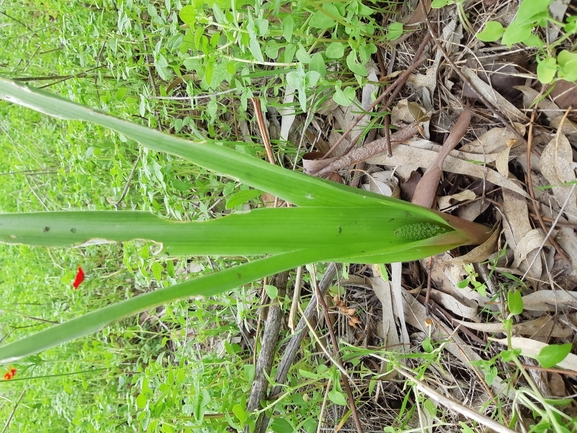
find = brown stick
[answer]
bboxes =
[245,272,289,432]
[411,104,471,208]
[251,97,275,164]
[312,270,363,433]
[315,122,420,177]
[254,264,341,433]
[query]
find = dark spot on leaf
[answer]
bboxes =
[70,228,76,233]
[338,226,342,234]
[43,227,50,232]
[237,273,242,279]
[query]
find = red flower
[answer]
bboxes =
[73,266,85,289]
[3,367,16,380]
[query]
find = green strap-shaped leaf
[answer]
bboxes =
[0,209,467,262]
[0,76,393,208]
[0,249,319,363]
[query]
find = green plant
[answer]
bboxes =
[0,77,490,364]
[469,284,576,433]
[432,0,475,33]
[174,0,402,110]
[475,0,577,83]
[457,263,488,296]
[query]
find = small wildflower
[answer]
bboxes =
[73,266,85,289]
[3,367,16,380]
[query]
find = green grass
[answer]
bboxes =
[0,2,254,430]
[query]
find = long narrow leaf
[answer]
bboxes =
[0,76,387,208]
[0,209,469,262]
[0,249,321,363]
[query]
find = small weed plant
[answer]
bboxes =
[435,0,577,84]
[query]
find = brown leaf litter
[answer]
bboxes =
[271,2,577,432]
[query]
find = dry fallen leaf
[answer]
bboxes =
[453,315,572,339]
[492,337,577,373]
[517,85,561,121]
[550,80,577,110]
[459,125,526,158]
[521,290,577,312]
[437,190,477,210]
[365,139,529,198]
[447,225,500,266]
[540,132,577,224]
[462,67,527,123]
[549,116,577,139]
[427,288,479,320]
[503,189,543,279]
[555,227,577,276]
[361,170,400,198]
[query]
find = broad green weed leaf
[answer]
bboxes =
[264,41,284,59]
[564,16,577,34]
[424,398,437,418]
[346,50,367,76]
[248,39,264,63]
[386,22,403,41]
[295,46,311,63]
[282,15,294,42]
[270,418,293,433]
[264,284,278,299]
[225,189,262,209]
[507,289,524,315]
[309,9,335,28]
[500,349,522,362]
[536,343,572,368]
[333,85,355,106]
[356,1,374,16]
[254,18,269,36]
[431,0,451,8]
[304,71,320,87]
[232,403,247,422]
[154,53,171,80]
[515,0,553,23]
[358,43,377,63]
[501,22,533,46]
[328,388,348,406]
[247,13,264,62]
[179,5,196,24]
[286,69,303,89]
[298,369,320,379]
[477,21,504,42]
[326,42,345,59]
[537,56,558,84]
[212,4,226,23]
[557,50,577,81]
[310,53,327,77]
[205,58,215,87]
[283,43,296,63]
[524,33,544,48]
